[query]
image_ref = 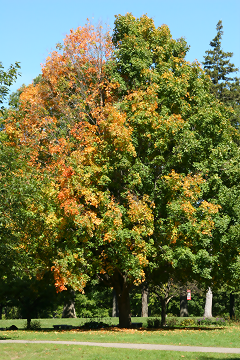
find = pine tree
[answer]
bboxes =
[203,20,240,128]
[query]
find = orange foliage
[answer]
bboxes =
[51,265,67,293]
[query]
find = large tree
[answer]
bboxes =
[4,15,240,327]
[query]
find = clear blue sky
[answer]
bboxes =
[1,0,240,94]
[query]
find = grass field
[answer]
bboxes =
[1,343,240,360]
[1,318,240,359]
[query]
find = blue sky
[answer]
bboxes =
[1,0,240,94]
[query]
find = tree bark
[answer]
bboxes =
[27,317,31,329]
[62,302,76,318]
[230,293,235,319]
[112,271,131,328]
[203,287,213,318]
[62,289,76,318]
[141,283,148,317]
[112,288,119,317]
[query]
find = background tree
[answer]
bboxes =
[203,20,240,128]
[2,273,58,328]
[203,20,240,317]
[0,61,21,113]
[0,66,68,326]
[0,61,23,304]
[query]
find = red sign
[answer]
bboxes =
[187,290,191,300]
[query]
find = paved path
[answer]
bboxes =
[1,340,240,353]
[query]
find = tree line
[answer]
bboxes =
[0,15,240,328]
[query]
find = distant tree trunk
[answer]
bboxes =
[203,287,212,318]
[27,317,31,329]
[0,304,2,320]
[112,288,119,317]
[112,271,131,328]
[230,293,235,319]
[180,288,188,317]
[62,302,76,318]
[4,307,8,319]
[158,281,174,326]
[161,297,167,326]
[62,289,76,318]
[141,283,148,317]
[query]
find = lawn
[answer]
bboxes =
[0,318,240,349]
[0,344,240,360]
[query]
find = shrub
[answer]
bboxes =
[24,320,41,330]
[80,318,112,329]
[197,317,226,327]
[214,317,226,326]
[197,317,213,326]
[147,318,161,328]
[179,318,196,327]
[166,317,177,327]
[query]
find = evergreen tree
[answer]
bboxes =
[203,22,240,315]
[203,20,240,128]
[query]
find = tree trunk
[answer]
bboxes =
[141,283,148,317]
[112,271,131,328]
[180,288,188,317]
[62,302,76,318]
[161,297,167,326]
[0,304,2,320]
[62,289,76,318]
[112,288,119,317]
[27,317,31,329]
[230,293,235,319]
[203,287,212,318]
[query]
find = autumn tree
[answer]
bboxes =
[4,15,240,328]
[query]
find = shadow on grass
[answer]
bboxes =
[0,335,14,340]
[199,358,239,360]
[144,326,225,331]
[27,326,225,332]
[81,325,225,332]
[0,325,226,334]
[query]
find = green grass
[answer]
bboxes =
[2,328,240,348]
[1,322,240,348]
[0,344,240,360]
[1,318,240,359]
[0,317,121,329]
[0,316,227,330]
